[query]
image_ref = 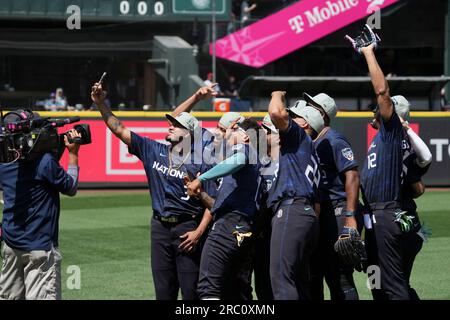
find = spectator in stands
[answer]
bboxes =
[54,88,68,110]
[45,88,68,111]
[224,75,239,97]
[204,72,223,95]
[44,93,57,111]
[241,0,257,27]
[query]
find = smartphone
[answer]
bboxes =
[98,72,107,85]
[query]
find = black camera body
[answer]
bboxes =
[0,109,91,163]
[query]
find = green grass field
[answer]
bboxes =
[1,190,450,300]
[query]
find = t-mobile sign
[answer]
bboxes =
[212,0,398,68]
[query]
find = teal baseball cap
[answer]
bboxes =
[261,113,278,133]
[219,112,244,128]
[165,112,199,131]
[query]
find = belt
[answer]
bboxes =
[331,199,346,207]
[273,197,310,213]
[370,201,401,211]
[153,214,196,224]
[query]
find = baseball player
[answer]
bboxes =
[91,83,216,300]
[365,96,432,300]
[186,118,261,300]
[298,93,364,300]
[252,114,280,300]
[207,112,244,164]
[347,25,427,299]
[267,91,323,300]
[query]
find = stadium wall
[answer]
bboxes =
[43,111,450,188]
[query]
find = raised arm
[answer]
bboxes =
[268,91,290,132]
[171,84,218,117]
[361,44,393,122]
[91,83,131,146]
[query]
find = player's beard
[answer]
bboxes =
[166,134,183,144]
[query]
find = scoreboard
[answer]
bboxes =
[0,0,230,22]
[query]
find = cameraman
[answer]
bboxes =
[0,122,81,300]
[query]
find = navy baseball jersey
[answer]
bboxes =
[314,128,358,202]
[0,153,76,251]
[210,143,260,218]
[267,118,320,208]
[129,131,216,218]
[361,112,412,204]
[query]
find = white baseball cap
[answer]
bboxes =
[165,112,199,131]
[296,106,325,133]
[219,112,244,128]
[392,95,411,120]
[287,100,307,118]
[261,113,278,133]
[303,92,337,120]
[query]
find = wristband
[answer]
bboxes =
[345,211,355,217]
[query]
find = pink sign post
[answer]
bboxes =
[212,0,399,68]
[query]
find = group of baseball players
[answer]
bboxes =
[90,25,432,300]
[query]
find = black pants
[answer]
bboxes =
[365,205,423,300]
[252,208,273,300]
[197,212,254,300]
[311,201,364,301]
[270,198,319,300]
[151,217,202,300]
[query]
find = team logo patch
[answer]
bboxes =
[277,209,283,218]
[341,148,354,161]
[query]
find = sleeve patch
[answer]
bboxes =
[341,148,354,161]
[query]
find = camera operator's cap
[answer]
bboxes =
[165,112,199,131]
[219,112,244,128]
[392,95,411,120]
[287,100,307,118]
[297,106,325,133]
[303,93,337,120]
[261,114,278,133]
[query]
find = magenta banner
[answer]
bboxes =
[212,0,399,68]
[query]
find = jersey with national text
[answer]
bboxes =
[128,131,216,217]
[361,112,412,204]
[314,128,358,202]
[267,118,320,208]
[211,144,260,218]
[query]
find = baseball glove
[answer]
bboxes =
[345,24,381,54]
[393,210,415,233]
[334,227,367,272]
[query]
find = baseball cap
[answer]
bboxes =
[303,92,337,120]
[261,114,278,133]
[296,106,325,133]
[219,112,244,128]
[287,100,307,118]
[392,95,411,120]
[165,112,199,131]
